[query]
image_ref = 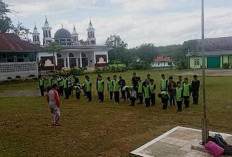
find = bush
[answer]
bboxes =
[176,60,187,70]
[223,63,230,69]
[131,61,150,70]
[94,66,127,73]
[70,68,85,76]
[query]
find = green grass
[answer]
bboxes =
[0,70,232,157]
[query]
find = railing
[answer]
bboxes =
[0,62,37,73]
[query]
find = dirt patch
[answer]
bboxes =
[175,69,232,77]
[2,90,40,97]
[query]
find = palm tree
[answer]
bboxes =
[48,42,61,73]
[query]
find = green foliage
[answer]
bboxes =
[70,68,85,76]
[176,59,188,70]
[0,16,12,33]
[223,63,230,69]
[131,61,151,70]
[94,66,127,73]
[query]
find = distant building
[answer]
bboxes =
[151,56,173,68]
[0,33,45,80]
[34,18,109,71]
[186,36,232,69]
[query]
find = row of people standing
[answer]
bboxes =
[158,74,200,112]
[39,73,200,111]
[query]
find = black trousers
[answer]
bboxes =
[184,96,190,108]
[126,92,130,101]
[86,92,92,102]
[192,92,199,104]
[145,98,150,107]
[69,86,73,96]
[130,97,136,106]
[76,92,80,100]
[169,93,175,105]
[138,92,143,104]
[177,101,182,111]
[98,92,104,102]
[64,88,69,99]
[150,93,156,106]
[39,85,44,96]
[109,91,113,100]
[114,91,119,103]
[122,90,126,101]
[58,86,64,96]
[162,98,168,110]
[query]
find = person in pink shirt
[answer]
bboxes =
[47,84,61,126]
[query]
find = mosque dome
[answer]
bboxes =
[54,28,71,39]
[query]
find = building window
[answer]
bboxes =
[69,53,74,58]
[57,54,62,58]
[194,58,200,66]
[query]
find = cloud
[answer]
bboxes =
[8,0,232,48]
[7,0,98,16]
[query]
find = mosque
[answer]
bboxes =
[32,18,109,70]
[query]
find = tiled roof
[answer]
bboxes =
[154,56,172,62]
[0,33,45,52]
[192,36,232,51]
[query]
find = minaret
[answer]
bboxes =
[42,17,52,45]
[86,19,96,45]
[32,25,40,45]
[72,25,79,45]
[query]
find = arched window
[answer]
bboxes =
[57,53,62,58]
[69,53,74,57]
[81,53,86,58]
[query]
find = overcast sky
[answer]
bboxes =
[6,0,232,48]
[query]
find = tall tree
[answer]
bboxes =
[48,42,61,73]
[0,0,12,33]
[105,35,128,64]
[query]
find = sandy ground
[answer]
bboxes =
[175,69,232,77]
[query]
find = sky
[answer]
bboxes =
[6,0,232,48]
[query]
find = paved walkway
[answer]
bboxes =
[175,69,232,77]
[131,126,232,157]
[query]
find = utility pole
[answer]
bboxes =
[201,0,209,145]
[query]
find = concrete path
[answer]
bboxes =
[131,126,232,157]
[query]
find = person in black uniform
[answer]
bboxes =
[119,76,126,101]
[191,75,200,104]
[131,72,138,89]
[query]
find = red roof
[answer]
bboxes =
[154,56,172,62]
[0,33,45,52]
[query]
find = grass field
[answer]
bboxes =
[0,70,232,157]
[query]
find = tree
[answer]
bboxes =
[48,42,61,73]
[0,0,12,33]
[105,35,128,65]
[11,22,30,41]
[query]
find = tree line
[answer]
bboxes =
[105,35,190,70]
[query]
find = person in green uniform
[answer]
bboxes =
[107,77,113,100]
[150,79,156,106]
[160,74,168,92]
[97,75,104,103]
[68,75,74,96]
[143,81,151,107]
[176,81,183,112]
[63,76,69,99]
[48,77,53,87]
[113,75,121,104]
[57,76,64,96]
[74,81,81,100]
[137,77,143,104]
[183,78,191,108]
[177,75,184,88]
[84,75,92,102]
[158,91,169,110]
[39,76,45,96]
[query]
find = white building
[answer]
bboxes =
[151,56,173,68]
[33,18,109,71]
